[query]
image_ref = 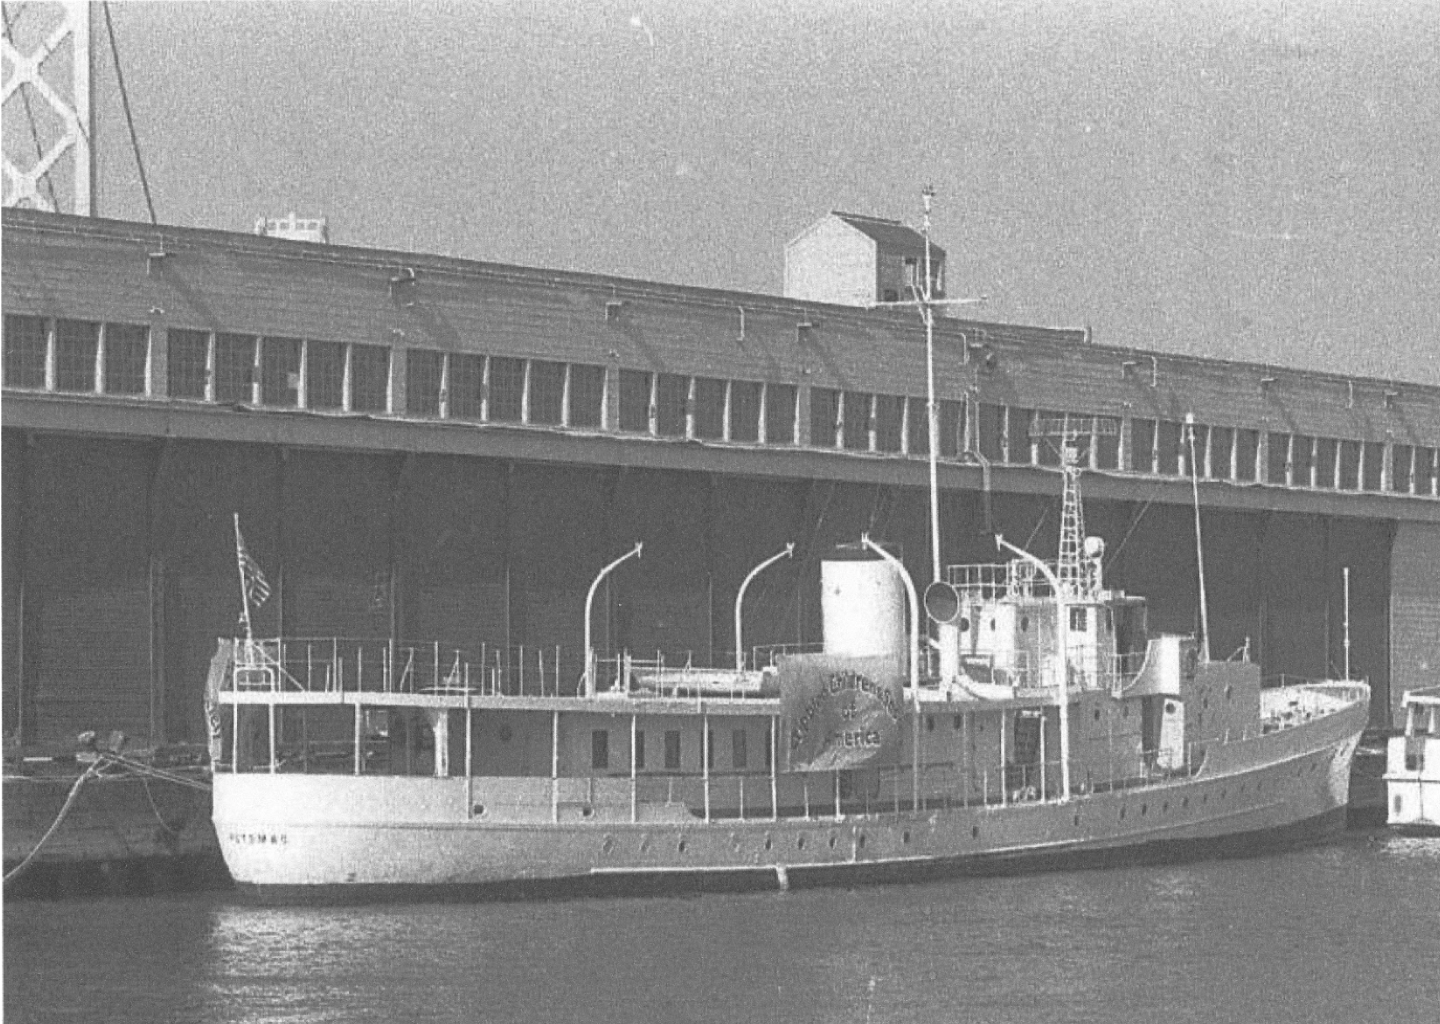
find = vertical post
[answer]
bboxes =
[268,701,277,773]
[1000,709,1008,806]
[1343,567,1352,681]
[353,699,362,775]
[551,710,560,824]
[833,771,841,821]
[770,715,779,821]
[231,701,239,774]
[465,698,474,816]
[702,712,711,823]
[1039,713,1048,801]
[630,713,638,824]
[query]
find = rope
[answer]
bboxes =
[1,2,62,212]
[101,1,158,225]
[3,762,102,887]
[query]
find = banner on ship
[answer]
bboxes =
[779,654,905,772]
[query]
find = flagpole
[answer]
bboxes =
[234,513,254,646]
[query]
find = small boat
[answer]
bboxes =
[1385,686,1440,835]
[208,428,1369,900]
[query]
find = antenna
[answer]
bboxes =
[1185,412,1211,662]
[1030,414,1117,599]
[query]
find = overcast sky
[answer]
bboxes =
[78,0,1440,385]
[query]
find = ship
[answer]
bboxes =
[209,422,1370,900]
[1385,686,1440,835]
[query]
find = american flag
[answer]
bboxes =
[236,527,271,608]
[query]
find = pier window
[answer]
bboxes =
[618,370,652,432]
[693,376,727,440]
[102,324,149,396]
[1390,444,1415,494]
[54,319,98,392]
[1033,411,1064,467]
[350,344,390,413]
[1415,448,1437,497]
[528,359,565,425]
[1096,418,1121,470]
[591,730,610,771]
[215,334,256,403]
[976,403,1005,461]
[907,397,930,455]
[655,373,689,437]
[1008,407,1035,463]
[634,730,646,769]
[449,354,485,421]
[1156,420,1183,476]
[3,314,48,389]
[1338,440,1361,490]
[1266,431,1290,484]
[1315,438,1338,489]
[1235,429,1260,482]
[260,336,301,408]
[842,391,872,450]
[874,394,904,453]
[1292,435,1315,487]
[1208,426,1234,480]
[567,364,606,428]
[1362,442,1385,491]
[730,380,762,443]
[765,383,797,445]
[810,387,841,448]
[940,399,964,457]
[664,730,682,770]
[732,729,748,770]
[489,357,526,422]
[307,340,346,410]
[406,349,444,416]
[1130,418,1156,474]
[168,329,210,400]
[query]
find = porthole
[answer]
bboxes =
[927,717,935,732]
[581,806,594,819]
[1020,615,1030,632]
[953,715,963,730]
[989,618,997,632]
[971,825,980,839]
[797,836,806,850]
[677,838,687,853]
[828,835,837,850]
[958,616,971,633]
[764,835,773,851]
[472,804,486,817]
[902,830,911,844]
[1225,685,1233,700]
[1072,813,1080,827]
[857,834,866,850]
[1094,709,1102,721]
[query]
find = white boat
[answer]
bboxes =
[208,430,1369,900]
[1385,686,1440,835]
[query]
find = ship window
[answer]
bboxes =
[664,730,681,770]
[953,715,962,730]
[1020,616,1029,632]
[958,617,970,633]
[3,314,48,388]
[591,730,610,770]
[926,717,935,732]
[167,329,210,400]
[1069,608,1087,631]
[104,324,150,395]
[732,729,748,769]
[634,730,645,769]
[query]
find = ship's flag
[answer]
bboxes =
[779,654,905,772]
[237,527,271,609]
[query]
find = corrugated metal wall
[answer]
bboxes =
[0,430,1408,747]
[1390,520,1440,725]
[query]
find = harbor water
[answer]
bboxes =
[6,829,1438,1024]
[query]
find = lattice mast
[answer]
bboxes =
[1033,416,1116,599]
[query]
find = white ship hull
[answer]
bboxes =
[215,689,1365,898]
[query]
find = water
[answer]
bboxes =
[6,830,1438,1024]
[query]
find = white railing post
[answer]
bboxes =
[584,542,643,697]
[735,543,795,671]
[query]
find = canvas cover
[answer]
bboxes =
[780,653,905,772]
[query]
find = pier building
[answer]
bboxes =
[4,206,1439,762]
